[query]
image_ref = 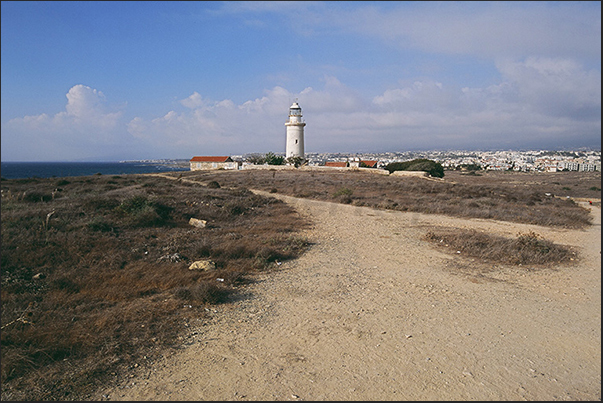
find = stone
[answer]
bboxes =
[189,260,216,271]
[189,218,207,228]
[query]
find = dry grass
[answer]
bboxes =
[172,169,599,228]
[1,174,310,401]
[1,168,599,400]
[423,228,577,266]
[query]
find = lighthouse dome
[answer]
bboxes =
[289,102,303,117]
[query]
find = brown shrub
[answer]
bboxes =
[423,228,576,266]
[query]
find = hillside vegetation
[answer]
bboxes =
[1,174,309,400]
[384,158,445,177]
[1,169,599,400]
[178,169,599,229]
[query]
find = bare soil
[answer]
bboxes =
[100,187,601,401]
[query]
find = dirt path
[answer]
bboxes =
[101,191,601,401]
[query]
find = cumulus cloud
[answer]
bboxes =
[372,80,459,116]
[125,54,599,157]
[496,57,601,120]
[9,84,122,133]
[365,57,599,150]
[3,85,131,160]
[193,2,598,153]
[126,79,371,155]
[4,55,599,162]
[180,92,210,110]
[299,76,365,113]
[127,86,296,154]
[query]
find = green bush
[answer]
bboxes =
[286,156,305,167]
[333,187,353,197]
[384,158,444,178]
[264,151,285,165]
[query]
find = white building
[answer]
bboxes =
[285,102,306,160]
[189,156,240,170]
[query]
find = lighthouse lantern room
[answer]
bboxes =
[285,101,306,160]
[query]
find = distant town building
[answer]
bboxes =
[324,161,348,168]
[360,160,378,168]
[189,156,240,171]
[285,101,306,160]
[349,160,378,168]
[297,149,599,173]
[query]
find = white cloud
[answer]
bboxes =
[243,2,601,61]
[4,55,600,162]
[372,81,452,113]
[126,81,370,155]
[125,55,600,156]
[496,57,601,120]
[127,86,296,154]
[65,85,108,118]
[3,85,130,160]
[9,84,123,133]
[298,76,365,113]
[239,86,291,115]
[180,91,208,109]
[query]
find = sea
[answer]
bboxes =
[0,161,189,180]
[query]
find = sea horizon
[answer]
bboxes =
[1,160,189,180]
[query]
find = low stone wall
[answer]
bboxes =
[240,164,297,171]
[390,170,427,177]
[238,164,425,177]
[190,162,240,170]
[241,164,389,174]
[299,166,390,175]
[356,167,391,175]
[300,165,349,172]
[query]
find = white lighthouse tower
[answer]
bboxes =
[285,101,306,160]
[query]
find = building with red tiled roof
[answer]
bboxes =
[360,160,378,168]
[190,156,232,163]
[190,156,239,170]
[324,161,348,168]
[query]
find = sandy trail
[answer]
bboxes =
[102,191,601,401]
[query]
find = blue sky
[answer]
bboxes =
[1,1,600,162]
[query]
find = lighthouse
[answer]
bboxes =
[285,101,306,160]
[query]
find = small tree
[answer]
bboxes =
[384,158,444,178]
[427,162,444,178]
[246,153,265,165]
[457,164,482,171]
[286,156,305,168]
[264,151,285,165]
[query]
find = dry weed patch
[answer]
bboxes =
[1,174,310,400]
[423,228,577,266]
